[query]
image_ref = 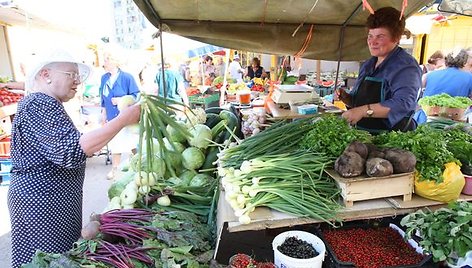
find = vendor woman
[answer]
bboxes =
[338,7,421,133]
[245,57,267,79]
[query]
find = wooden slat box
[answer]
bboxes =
[326,169,414,207]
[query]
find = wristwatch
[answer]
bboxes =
[366,104,374,117]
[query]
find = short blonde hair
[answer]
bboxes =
[102,44,125,67]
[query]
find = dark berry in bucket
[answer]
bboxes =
[277,236,318,259]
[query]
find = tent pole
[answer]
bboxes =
[334,2,363,102]
[219,49,231,106]
[158,22,167,102]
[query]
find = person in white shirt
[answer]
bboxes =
[228,55,244,83]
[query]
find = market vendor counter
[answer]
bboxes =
[215,191,472,263]
[216,192,472,234]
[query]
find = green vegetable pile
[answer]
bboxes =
[300,114,372,159]
[25,210,214,268]
[401,201,472,264]
[374,125,457,183]
[418,93,472,109]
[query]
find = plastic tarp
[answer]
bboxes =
[187,44,225,58]
[133,0,434,61]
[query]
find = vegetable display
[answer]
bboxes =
[322,226,425,268]
[374,125,457,183]
[219,150,340,225]
[418,93,472,109]
[401,201,472,264]
[300,114,372,159]
[334,141,416,178]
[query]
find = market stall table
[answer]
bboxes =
[216,192,472,234]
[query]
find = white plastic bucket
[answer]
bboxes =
[272,230,325,268]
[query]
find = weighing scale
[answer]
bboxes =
[271,84,319,104]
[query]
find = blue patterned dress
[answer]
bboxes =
[7,92,87,268]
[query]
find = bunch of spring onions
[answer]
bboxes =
[138,93,192,186]
[219,150,341,225]
[218,117,320,168]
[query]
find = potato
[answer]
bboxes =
[335,151,365,178]
[384,148,417,173]
[366,158,394,177]
[344,141,368,160]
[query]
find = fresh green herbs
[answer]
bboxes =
[401,201,472,264]
[374,125,457,183]
[300,114,372,159]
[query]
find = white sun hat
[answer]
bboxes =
[26,49,91,90]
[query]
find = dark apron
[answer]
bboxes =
[352,76,416,134]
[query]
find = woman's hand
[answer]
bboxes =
[336,88,352,107]
[117,103,141,126]
[111,97,120,105]
[341,105,367,125]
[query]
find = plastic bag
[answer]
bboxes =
[415,162,465,203]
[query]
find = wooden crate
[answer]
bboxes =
[326,169,414,207]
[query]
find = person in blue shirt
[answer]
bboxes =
[99,50,140,179]
[155,62,189,106]
[338,7,421,133]
[423,49,472,98]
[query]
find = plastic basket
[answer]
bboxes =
[316,220,432,268]
[189,93,220,105]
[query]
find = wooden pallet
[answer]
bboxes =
[326,169,414,207]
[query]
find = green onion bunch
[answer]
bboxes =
[219,117,320,168]
[220,150,341,225]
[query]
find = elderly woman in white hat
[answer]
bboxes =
[7,49,140,268]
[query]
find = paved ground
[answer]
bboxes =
[0,155,116,268]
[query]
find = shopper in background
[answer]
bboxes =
[423,48,472,98]
[421,50,445,74]
[463,48,472,73]
[228,54,244,83]
[155,62,189,106]
[337,7,421,133]
[203,55,216,85]
[215,57,226,77]
[138,63,158,95]
[7,49,140,268]
[99,47,140,179]
[245,57,267,79]
[179,60,192,88]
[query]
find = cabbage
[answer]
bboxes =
[167,151,182,169]
[182,147,205,170]
[179,169,198,185]
[189,173,213,187]
[188,124,212,149]
[162,139,186,153]
[166,121,188,143]
[117,95,136,111]
[130,154,166,176]
[108,171,136,199]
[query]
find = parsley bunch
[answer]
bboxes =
[300,114,372,159]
